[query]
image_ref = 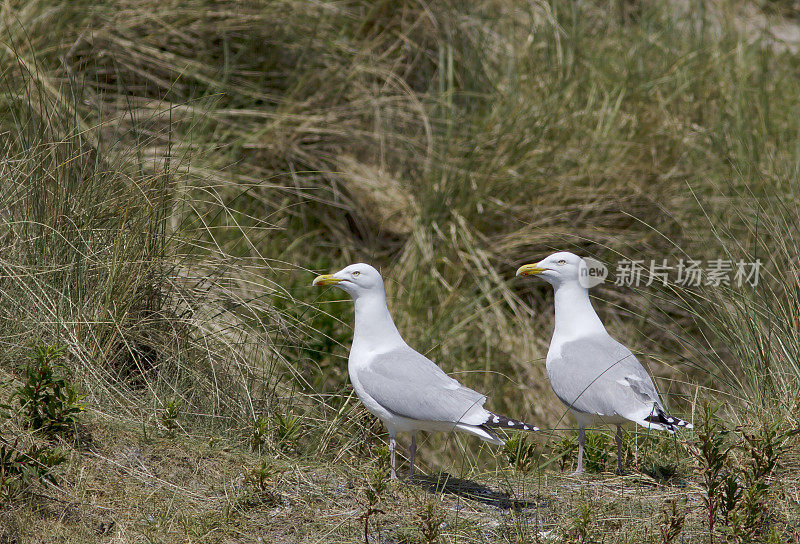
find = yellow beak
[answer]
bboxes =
[312,274,342,286]
[516,264,547,277]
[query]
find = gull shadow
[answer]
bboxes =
[409,472,541,510]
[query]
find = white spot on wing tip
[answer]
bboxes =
[523,425,529,430]
[508,421,515,426]
[493,416,500,423]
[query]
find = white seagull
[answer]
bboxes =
[313,263,539,479]
[516,252,692,474]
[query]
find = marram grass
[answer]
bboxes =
[1,0,799,542]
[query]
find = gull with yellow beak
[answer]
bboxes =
[313,263,539,479]
[516,251,691,474]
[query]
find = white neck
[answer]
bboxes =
[351,291,405,353]
[551,281,607,344]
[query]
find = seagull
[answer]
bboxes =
[516,252,692,474]
[313,263,539,479]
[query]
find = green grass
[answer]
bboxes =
[1,0,800,541]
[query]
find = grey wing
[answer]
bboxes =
[358,347,489,425]
[548,335,664,421]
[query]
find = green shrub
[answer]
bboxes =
[690,404,798,543]
[159,397,182,437]
[416,498,446,544]
[550,434,578,472]
[503,433,539,473]
[659,499,687,544]
[0,440,67,503]
[584,432,610,473]
[4,344,83,437]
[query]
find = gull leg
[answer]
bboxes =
[407,432,417,478]
[615,425,625,475]
[572,426,585,475]
[389,434,398,480]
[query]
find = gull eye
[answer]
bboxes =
[352,271,361,277]
[557,259,566,265]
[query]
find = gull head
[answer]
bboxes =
[312,263,384,299]
[516,251,587,288]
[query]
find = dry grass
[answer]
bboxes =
[1,411,797,543]
[2,0,800,542]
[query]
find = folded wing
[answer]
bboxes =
[358,346,489,426]
[548,335,665,423]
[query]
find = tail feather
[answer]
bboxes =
[455,423,505,445]
[644,406,693,432]
[482,412,539,432]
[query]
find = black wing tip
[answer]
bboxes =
[484,412,540,432]
[645,409,693,431]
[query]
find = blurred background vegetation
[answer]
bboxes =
[1,0,800,541]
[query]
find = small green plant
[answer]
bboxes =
[504,433,538,472]
[562,503,598,544]
[0,439,67,503]
[249,412,304,453]
[248,459,273,492]
[271,411,303,452]
[160,398,181,437]
[687,405,798,543]
[639,434,685,483]
[720,471,743,528]
[551,434,577,472]
[359,461,388,544]
[642,456,681,482]
[416,498,446,544]
[688,403,733,544]
[723,422,798,543]
[243,459,283,507]
[251,416,268,453]
[659,499,687,544]
[4,344,84,437]
[549,432,610,474]
[584,432,610,473]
